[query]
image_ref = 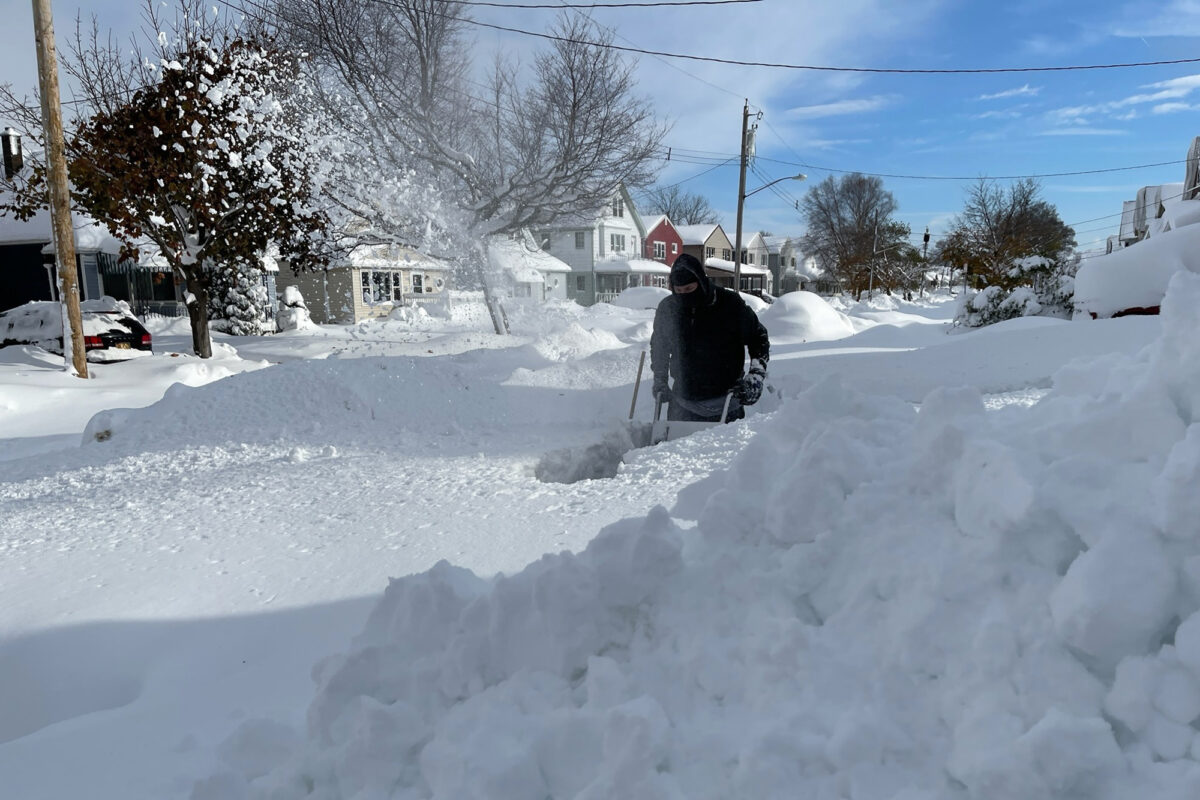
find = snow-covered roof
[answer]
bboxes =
[593,257,670,275]
[704,257,769,277]
[487,236,573,284]
[644,215,671,234]
[341,242,450,272]
[762,235,792,254]
[675,224,720,245]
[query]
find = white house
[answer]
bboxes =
[487,234,574,303]
[537,185,646,306]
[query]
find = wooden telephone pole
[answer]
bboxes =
[732,100,750,290]
[32,0,87,378]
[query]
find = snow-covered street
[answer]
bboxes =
[2,285,1195,799]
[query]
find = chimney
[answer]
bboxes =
[2,127,23,180]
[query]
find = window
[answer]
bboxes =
[790,257,796,267]
[575,231,585,249]
[361,270,404,303]
[576,275,586,292]
[412,273,424,294]
[671,242,678,254]
[761,254,767,266]
[705,246,715,259]
[722,248,731,261]
[610,233,626,252]
[653,240,666,259]
[611,197,624,217]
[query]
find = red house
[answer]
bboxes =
[643,215,684,266]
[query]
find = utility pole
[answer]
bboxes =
[32,0,86,378]
[733,99,750,291]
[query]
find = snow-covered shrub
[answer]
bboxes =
[276,285,315,332]
[208,265,270,336]
[955,256,1077,328]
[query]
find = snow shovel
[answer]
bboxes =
[649,392,734,444]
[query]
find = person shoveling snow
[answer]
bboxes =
[650,254,770,424]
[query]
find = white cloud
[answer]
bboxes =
[785,96,895,119]
[1152,102,1198,114]
[973,109,1024,120]
[1048,73,1200,124]
[978,84,1040,101]
[1039,127,1129,136]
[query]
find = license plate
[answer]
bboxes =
[114,342,131,349]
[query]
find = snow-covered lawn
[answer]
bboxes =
[2,283,1196,799]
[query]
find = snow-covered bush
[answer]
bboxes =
[955,256,1077,328]
[276,285,315,332]
[208,265,270,336]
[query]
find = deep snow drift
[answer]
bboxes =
[0,285,1185,799]
[192,275,1200,800]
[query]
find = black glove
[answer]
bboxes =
[734,360,767,406]
[652,379,672,404]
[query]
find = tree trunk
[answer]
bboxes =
[184,274,213,358]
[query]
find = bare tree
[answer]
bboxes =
[263,2,666,260]
[799,173,905,297]
[641,184,719,225]
[942,177,1076,289]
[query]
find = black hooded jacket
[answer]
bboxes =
[650,254,770,401]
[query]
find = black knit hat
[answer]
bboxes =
[670,253,703,287]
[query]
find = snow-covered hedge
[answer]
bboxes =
[955,256,1075,328]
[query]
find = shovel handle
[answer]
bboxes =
[720,392,734,424]
[630,350,646,420]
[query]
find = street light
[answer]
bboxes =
[733,171,806,290]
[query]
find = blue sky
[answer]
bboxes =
[5,0,1200,254]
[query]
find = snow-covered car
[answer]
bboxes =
[0,299,153,362]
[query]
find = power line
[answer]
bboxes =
[448,13,1200,74]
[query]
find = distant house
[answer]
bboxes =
[740,232,771,278]
[643,215,683,266]
[487,234,574,303]
[537,184,647,305]
[278,241,450,324]
[592,258,670,303]
[703,257,769,294]
[763,235,798,294]
[675,221,739,286]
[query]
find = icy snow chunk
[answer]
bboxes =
[1173,611,1200,676]
[953,440,1034,539]
[1156,424,1200,540]
[1106,655,1160,733]
[1153,663,1200,725]
[1049,527,1176,669]
[1019,709,1124,794]
[1146,711,1193,761]
[214,718,299,781]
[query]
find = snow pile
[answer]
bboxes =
[528,322,626,363]
[760,290,856,342]
[612,286,668,310]
[201,271,1200,799]
[1075,219,1200,317]
[276,286,316,332]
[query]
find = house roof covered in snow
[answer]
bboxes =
[675,224,722,245]
[487,235,573,284]
[703,257,769,276]
[593,257,670,275]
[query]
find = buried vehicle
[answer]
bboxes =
[0,299,153,362]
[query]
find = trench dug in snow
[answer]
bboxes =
[534,424,653,483]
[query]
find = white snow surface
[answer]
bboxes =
[2,279,1199,799]
[1074,212,1200,317]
